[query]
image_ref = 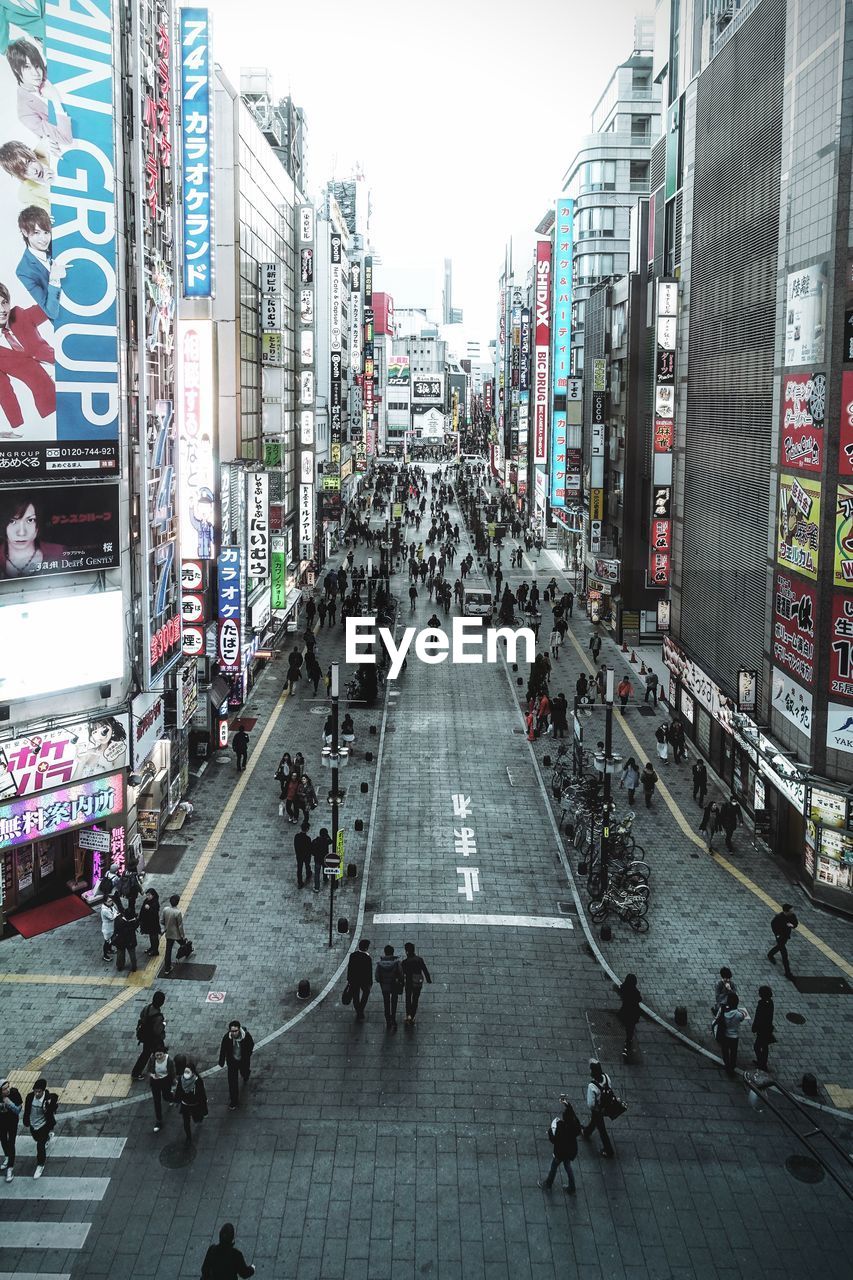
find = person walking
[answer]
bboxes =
[669,719,686,763]
[175,1061,208,1144]
[616,675,633,713]
[346,938,373,1020]
[401,942,432,1025]
[112,905,139,973]
[581,1060,615,1158]
[0,1077,23,1182]
[551,693,569,739]
[718,992,749,1076]
[327,596,337,627]
[317,597,327,628]
[161,894,186,976]
[576,673,589,702]
[23,1078,58,1178]
[719,796,743,851]
[294,822,312,888]
[767,904,799,980]
[620,757,640,805]
[232,723,249,771]
[409,582,418,612]
[644,670,659,705]
[201,1223,255,1280]
[752,985,775,1071]
[218,1020,254,1111]
[538,1097,582,1194]
[616,973,642,1062]
[654,722,669,764]
[138,887,161,957]
[566,590,574,618]
[692,759,708,807]
[286,647,303,695]
[311,826,332,893]
[640,762,658,809]
[132,990,167,1079]
[700,800,723,851]
[146,1043,175,1133]
[589,632,601,663]
[549,626,562,660]
[375,944,404,1031]
[100,894,118,962]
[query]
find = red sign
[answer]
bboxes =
[654,419,673,453]
[649,549,670,586]
[150,615,181,671]
[651,519,671,552]
[780,373,824,471]
[533,240,552,465]
[772,572,816,687]
[840,371,853,475]
[830,592,853,700]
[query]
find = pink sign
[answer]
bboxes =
[0,772,125,853]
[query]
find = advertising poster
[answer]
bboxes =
[0,714,129,802]
[777,473,821,581]
[839,370,853,475]
[826,702,853,756]
[830,593,853,700]
[217,547,241,671]
[387,355,409,384]
[549,410,567,508]
[771,666,813,738]
[0,771,125,853]
[552,199,573,395]
[177,321,215,560]
[246,471,269,581]
[533,240,551,464]
[834,482,853,586]
[0,483,119,581]
[772,572,816,687]
[780,372,824,471]
[0,0,120,479]
[785,262,827,366]
[179,8,213,298]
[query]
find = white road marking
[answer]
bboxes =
[48,1136,126,1159]
[373,912,573,929]
[0,1274,72,1280]
[457,866,481,900]
[1,1176,110,1201]
[0,1223,91,1249]
[451,793,472,817]
[453,827,476,857]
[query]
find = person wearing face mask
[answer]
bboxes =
[145,1043,175,1134]
[23,1077,58,1177]
[217,1020,255,1111]
[174,1061,208,1144]
[0,1076,23,1182]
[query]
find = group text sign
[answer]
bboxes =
[0,0,120,479]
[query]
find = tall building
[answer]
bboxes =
[657,0,853,914]
[562,21,662,377]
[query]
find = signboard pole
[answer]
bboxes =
[329,662,339,948]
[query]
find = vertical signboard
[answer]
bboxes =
[246,472,269,580]
[552,199,574,395]
[363,254,375,466]
[217,548,241,671]
[0,0,120,479]
[648,280,677,588]
[296,204,316,558]
[533,241,552,464]
[179,7,214,298]
[177,321,215,559]
[133,0,182,684]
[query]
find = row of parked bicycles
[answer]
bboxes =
[551,747,652,932]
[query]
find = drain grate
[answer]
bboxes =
[162,962,216,982]
[638,705,656,717]
[145,844,186,874]
[792,976,852,995]
[557,902,577,915]
[785,1011,806,1024]
[785,1154,825,1184]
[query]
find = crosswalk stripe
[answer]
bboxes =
[372,912,574,928]
[0,1273,71,1279]
[1,1175,109,1201]
[48,1136,126,1159]
[0,1223,90,1249]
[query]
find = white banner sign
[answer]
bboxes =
[247,472,269,581]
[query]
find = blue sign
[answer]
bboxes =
[552,198,574,396]
[549,409,567,509]
[217,548,241,670]
[180,8,213,298]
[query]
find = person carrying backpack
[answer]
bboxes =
[131,990,166,1080]
[538,1097,582,1193]
[581,1059,618,1158]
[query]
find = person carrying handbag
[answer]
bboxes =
[581,1059,618,1158]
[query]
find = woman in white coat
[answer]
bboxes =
[100,895,118,962]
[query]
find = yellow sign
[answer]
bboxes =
[590,489,604,521]
[335,829,345,880]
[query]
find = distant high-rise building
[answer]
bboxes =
[329,173,371,247]
[240,69,306,191]
[443,258,452,323]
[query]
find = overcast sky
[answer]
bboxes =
[206,0,647,345]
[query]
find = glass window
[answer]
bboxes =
[575,253,614,284]
[577,207,615,239]
[580,160,616,193]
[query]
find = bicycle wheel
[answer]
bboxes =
[627,911,650,933]
[587,871,603,899]
[611,831,636,854]
[626,893,649,915]
[589,898,609,922]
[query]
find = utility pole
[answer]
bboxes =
[328,661,340,948]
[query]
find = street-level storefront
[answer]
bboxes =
[130,691,172,852]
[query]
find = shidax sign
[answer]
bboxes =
[345,618,535,680]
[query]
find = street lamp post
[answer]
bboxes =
[328,662,340,948]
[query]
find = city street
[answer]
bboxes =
[0,465,851,1279]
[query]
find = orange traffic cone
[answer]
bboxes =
[621,641,629,653]
[629,650,638,664]
[640,661,648,676]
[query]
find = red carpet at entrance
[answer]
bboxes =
[228,716,257,731]
[8,894,92,938]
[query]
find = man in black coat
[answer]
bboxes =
[218,1021,255,1111]
[346,939,373,1020]
[201,1223,255,1279]
[767,904,798,980]
[294,823,312,888]
[538,1099,582,1193]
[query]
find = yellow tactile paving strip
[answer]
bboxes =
[565,628,853,982]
